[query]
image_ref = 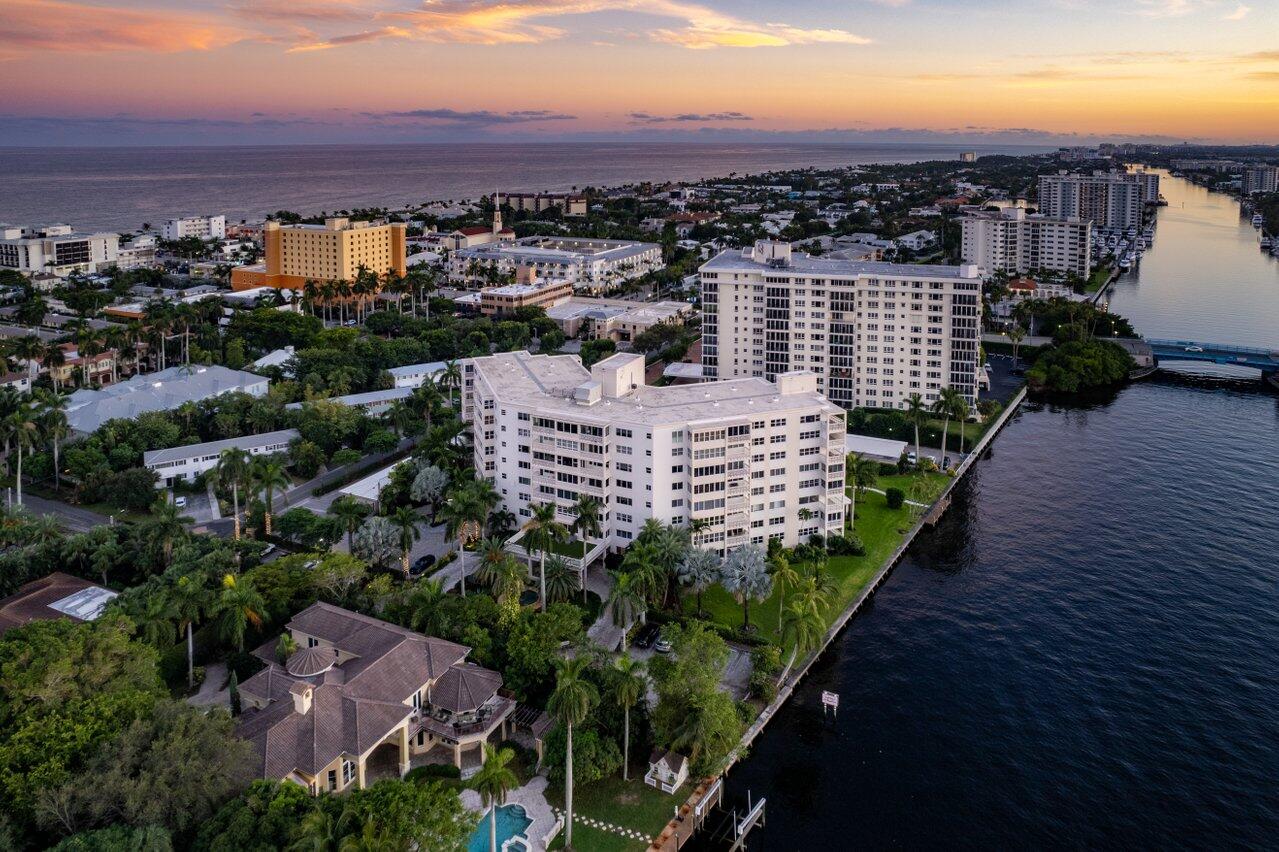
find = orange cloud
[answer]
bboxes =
[0,0,243,55]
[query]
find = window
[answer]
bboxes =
[342,760,355,786]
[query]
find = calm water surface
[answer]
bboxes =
[0,142,1044,232]
[707,174,1279,848]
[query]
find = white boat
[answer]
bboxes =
[1252,214,1264,227]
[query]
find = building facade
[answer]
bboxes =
[503,193,588,217]
[0,225,120,277]
[231,218,406,291]
[449,236,663,293]
[144,428,299,488]
[961,208,1092,277]
[161,215,227,241]
[1036,170,1157,230]
[463,351,847,558]
[1242,165,1279,195]
[699,240,982,411]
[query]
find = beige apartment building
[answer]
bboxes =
[231,217,406,291]
[699,240,982,411]
[462,351,847,569]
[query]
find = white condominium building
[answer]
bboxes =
[0,224,120,277]
[961,208,1092,278]
[699,241,982,412]
[1037,170,1157,230]
[161,215,227,241]
[1242,165,1279,195]
[463,350,847,555]
[449,236,663,293]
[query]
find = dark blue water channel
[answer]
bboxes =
[710,380,1279,849]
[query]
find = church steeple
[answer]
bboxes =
[493,191,502,235]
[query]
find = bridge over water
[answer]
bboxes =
[1145,339,1279,376]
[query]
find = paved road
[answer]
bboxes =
[19,493,115,532]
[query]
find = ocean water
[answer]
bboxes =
[0,142,1045,232]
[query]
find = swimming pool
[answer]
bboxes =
[468,803,532,852]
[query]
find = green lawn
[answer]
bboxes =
[1086,265,1114,293]
[545,773,675,847]
[549,539,588,558]
[548,821,648,852]
[878,472,950,504]
[691,492,916,652]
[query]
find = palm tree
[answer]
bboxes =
[780,595,826,669]
[950,394,971,456]
[719,545,773,631]
[606,570,646,638]
[406,577,447,636]
[548,656,598,851]
[933,387,961,464]
[1008,324,1026,367]
[4,405,37,505]
[846,452,878,530]
[171,574,209,691]
[905,392,928,468]
[388,506,423,576]
[146,497,191,568]
[43,345,66,392]
[570,495,602,555]
[35,390,68,492]
[329,495,369,552]
[439,488,481,597]
[612,655,648,782]
[472,537,509,588]
[131,586,178,648]
[491,554,526,610]
[522,502,567,611]
[215,573,265,652]
[217,447,251,540]
[472,744,519,852]
[251,457,291,535]
[439,360,462,408]
[771,551,802,623]
[678,548,721,617]
[543,555,577,604]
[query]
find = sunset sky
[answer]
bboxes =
[2,0,1278,145]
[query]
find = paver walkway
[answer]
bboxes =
[552,807,653,845]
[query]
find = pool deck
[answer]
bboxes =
[462,775,560,851]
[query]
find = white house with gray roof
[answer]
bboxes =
[64,364,270,436]
[144,428,299,488]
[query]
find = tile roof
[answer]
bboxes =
[236,603,499,781]
[0,572,117,635]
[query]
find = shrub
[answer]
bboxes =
[751,644,782,677]
[748,670,777,703]
[885,487,905,510]
[330,448,362,467]
[827,533,865,556]
[878,462,899,476]
[405,764,461,783]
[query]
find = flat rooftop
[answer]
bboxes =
[701,246,979,280]
[469,350,839,427]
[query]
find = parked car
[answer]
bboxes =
[633,623,660,650]
[173,495,187,508]
[409,554,437,576]
[654,635,673,654]
[1185,345,1204,353]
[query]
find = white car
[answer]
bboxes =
[1184,345,1204,353]
[173,495,187,508]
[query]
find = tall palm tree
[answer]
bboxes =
[1008,324,1026,367]
[4,404,37,505]
[217,447,251,540]
[548,656,598,851]
[251,457,291,535]
[905,392,928,468]
[950,394,971,456]
[606,570,646,638]
[131,586,178,648]
[570,495,602,555]
[472,744,519,852]
[522,502,567,611]
[215,573,265,652]
[473,537,510,588]
[612,654,648,782]
[771,551,802,623]
[146,497,191,568]
[678,548,721,617]
[933,387,961,464]
[719,545,773,631]
[406,577,447,636]
[491,555,526,611]
[439,360,462,408]
[171,574,209,691]
[43,345,66,391]
[329,495,369,552]
[388,506,423,576]
[845,452,877,530]
[439,488,480,597]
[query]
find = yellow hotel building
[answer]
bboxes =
[231,217,406,292]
